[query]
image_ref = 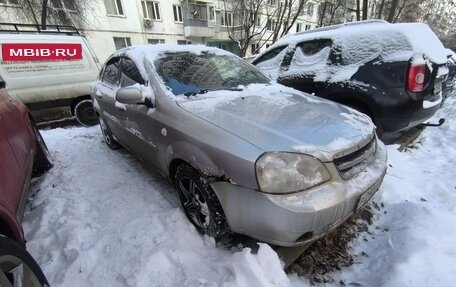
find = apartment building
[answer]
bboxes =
[0,0,342,61]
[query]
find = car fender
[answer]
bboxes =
[165,141,224,180]
[0,203,25,246]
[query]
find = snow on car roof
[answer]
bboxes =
[269,21,448,65]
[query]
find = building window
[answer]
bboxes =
[307,3,314,16]
[142,1,161,20]
[221,11,233,26]
[51,0,77,11]
[266,19,275,31]
[103,0,123,16]
[305,24,311,31]
[189,4,210,20]
[267,0,277,5]
[218,43,227,50]
[177,40,188,45]
[148,39,165,44]
[249,12,261,27]
[113,37,131,50]
[209,6,215,21]
[251,43,259,55]
[0,0,19,5]
[296,23,302,32]
[173,5,183,22]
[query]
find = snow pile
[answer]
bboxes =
[23,126,289,287]
[22,96,456,286]
[292,97,456,286]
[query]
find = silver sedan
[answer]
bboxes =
[91,45,387,247]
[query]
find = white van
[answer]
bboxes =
[0,23,100,125]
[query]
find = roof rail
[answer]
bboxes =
[0,23,80,35]
[284,19,388,39]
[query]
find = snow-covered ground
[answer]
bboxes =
[24,97,456,286]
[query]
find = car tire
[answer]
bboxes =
[99,117,120,150]
[32,123,53,176]
[174,164,228,239]
[0,236,49,287]
[74,100,98,126]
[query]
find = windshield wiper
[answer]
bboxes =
[183,89,208,97]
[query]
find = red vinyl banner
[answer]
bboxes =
[1,43,83,61]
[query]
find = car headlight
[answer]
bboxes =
[255,152,331,194]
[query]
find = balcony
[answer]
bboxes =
[184,19,215,38]
[183,1,216,38]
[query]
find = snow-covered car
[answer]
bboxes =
[0,74,51,286]
[252,20,448,137]
[91,45,387,247]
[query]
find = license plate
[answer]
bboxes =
[434,78,443,95]
[356,184,379,210]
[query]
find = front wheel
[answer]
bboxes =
[99,117,120,150]
[0,236,49,287]
[74,100,98,126]
[174,164,228,239]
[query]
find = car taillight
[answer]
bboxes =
[407,64,426,93]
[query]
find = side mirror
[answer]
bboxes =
[116,87,144,105]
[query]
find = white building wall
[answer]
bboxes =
[1,0,335,61]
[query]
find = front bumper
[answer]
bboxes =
[211,141,387,247]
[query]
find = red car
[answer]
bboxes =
[0,75,51,286]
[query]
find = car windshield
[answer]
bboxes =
[154,51,270,96]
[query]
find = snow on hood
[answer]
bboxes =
[177,83,375,161]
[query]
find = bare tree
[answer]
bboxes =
[317,0,349,26]
[356,0,361,20]
[223,0,306,56]
[362,0,368,20]
[386,0,399,21]
[271,0,307,43]
[0,0,93,31]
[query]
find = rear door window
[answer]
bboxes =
[252,46,288,80]
[120,58,145,87]
[283,39,332,79]
[252,46,287,65]
[298,40,332,56]
[102,57,121,86]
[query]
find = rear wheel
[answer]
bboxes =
[74,100,98,126]
[0,236,49,287]
[174,164,228,239]
[99,117,120,150]
[32,123,52,176]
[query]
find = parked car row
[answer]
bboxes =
[90,20,450,246]
[0,20,452,284]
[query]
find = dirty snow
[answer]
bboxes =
[23,97,456,286]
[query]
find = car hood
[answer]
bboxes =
[176,84,375,161]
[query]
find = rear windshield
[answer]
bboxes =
[155,51,270,95]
